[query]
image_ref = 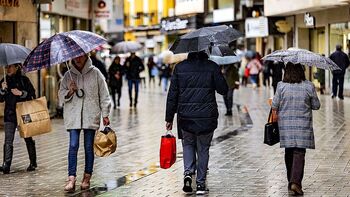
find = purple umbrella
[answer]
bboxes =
[23,30,106,72]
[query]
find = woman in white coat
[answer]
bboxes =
[59,54,111,192]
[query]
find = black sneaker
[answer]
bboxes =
[196,184,209,195]
[182,174,193,193]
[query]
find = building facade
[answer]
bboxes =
[265,0,350,95]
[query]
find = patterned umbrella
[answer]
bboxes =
[169,25,243,54]
[263,48,341,71]
[0,43,31,66]
[23,30,106,72]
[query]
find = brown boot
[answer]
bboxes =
[81,173,91,190]
[64,176,76,193]
[290,183,304,195]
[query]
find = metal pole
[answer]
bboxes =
[37,4,41,97]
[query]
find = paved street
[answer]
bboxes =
[0,85,349,196]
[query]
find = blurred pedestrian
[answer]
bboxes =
[271,63,320,195]
[159,63,172,92]
[0,64,37,174]
[246,55,262,88]
[59,54,111,192]
[165,51,228,195]
[222,63,240,116]
[90,50,108,81]
[147,56,157,85]
[330,44,349,100]
[263,49,272,87]
[109,56,124,109]
[124,52,145,107]
[269,60,284,94]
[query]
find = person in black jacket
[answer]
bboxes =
[125,52,145,107]
[330,44,350,100]
[165,51,228,195]
[90,51,108,81]
[108,56,124,109]
[0,64,37,174]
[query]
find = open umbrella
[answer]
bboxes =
[263,48,340,71]
[111,41,143,54]
[0,43,31,80]
[23,30,106,72]
[169,25,243,54]
[0,43,31,66]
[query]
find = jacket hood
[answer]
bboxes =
[70,57,94,75]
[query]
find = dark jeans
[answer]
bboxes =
[128,79,140,104]
[250,74,258,85]
[182,130,214,185]
[4,122,35,166]
[332,73,345,98]
[68,129,95,177]
[223,88,234,112]
[111,87,122,107]
[285,148,306,187]
[263,73,270,86]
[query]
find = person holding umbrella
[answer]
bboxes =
[59,53,111,192]
[271,63,320,195]
[0,44,37,174]
[165,51,228,194]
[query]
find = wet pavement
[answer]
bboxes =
[0,84,349,196]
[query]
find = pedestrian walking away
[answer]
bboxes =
[109,56,124,109]
[0,64,37,174]
[271,63,320,195]
[246,54,262,88]
[165,51,228,195]
[58,54,111,193]
[147,56,157,86]
[330,44,350,100]
[124,52,145,107]
[159,63,172,92]
[222,63,240,116]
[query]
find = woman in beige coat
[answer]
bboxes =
[59,54,111,192]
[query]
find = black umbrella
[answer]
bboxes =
[169,25,243,54]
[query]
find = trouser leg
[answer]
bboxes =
[83,129,96,175]
[68,129,80,177]
[290,148,306,187]
[196,132,214,185]
[24,137,37,167]
[182,131,196,175]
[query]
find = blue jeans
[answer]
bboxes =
[68,129,95,176]
[128,79,140,104]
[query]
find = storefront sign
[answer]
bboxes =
[213,8,234,23]
[65,0,80,10]
[161,18,189,31]
[0,0,19,7]
[94,0,112,19]
[275,20,292,33]
[175,0,204,16]
[304,13,315,27]
[245,17,269,38]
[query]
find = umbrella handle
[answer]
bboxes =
[64,62,74,81]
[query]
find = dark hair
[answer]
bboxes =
[283,63,306,83]
[113,56,120,62]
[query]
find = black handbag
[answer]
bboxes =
[264,109,280,146]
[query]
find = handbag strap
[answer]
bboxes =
[268,108,277,122]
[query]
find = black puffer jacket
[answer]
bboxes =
[0,73,36,123]
[166,52,228,135]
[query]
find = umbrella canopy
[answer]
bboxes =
[169,25,243,54]
[0,43,31,66]
[111,41,143,54]
[263,48,341,71]
[23,30,106,72]
[209,55,241,65]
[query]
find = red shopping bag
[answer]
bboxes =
[159,131,176,169]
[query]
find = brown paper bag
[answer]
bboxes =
[16,97,52,138]
[94,127,117,157]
